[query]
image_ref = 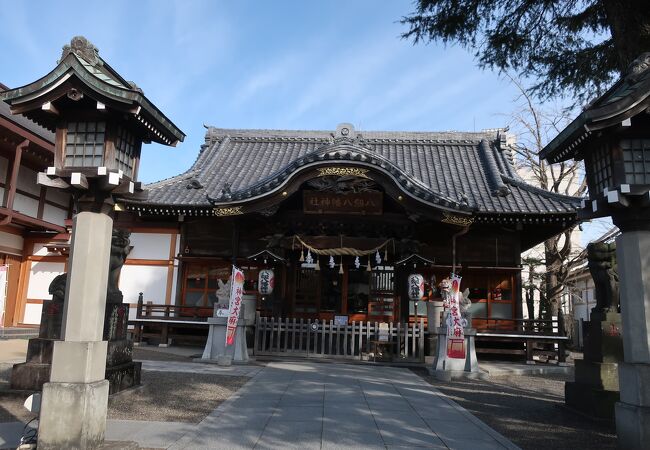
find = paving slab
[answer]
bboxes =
[0,360,521,449]
[168,360,520,449]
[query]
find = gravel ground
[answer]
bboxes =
[0,348,248,425]
[413,369,617,450]
[108,370,247,423]
[0,370,248,424]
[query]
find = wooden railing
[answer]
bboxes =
[477,318,565,336]
[475,317,568,363]
[135,293,210,322]
[254,316,426,362]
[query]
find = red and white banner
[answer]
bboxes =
[446,274,466,359]
[225,266,245,346]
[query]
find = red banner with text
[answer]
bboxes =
[446,274,466,359]
[225,266,245,346]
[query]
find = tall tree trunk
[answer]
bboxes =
[603,0,650,71]
[544,241,562,319]
[525,264,536,320]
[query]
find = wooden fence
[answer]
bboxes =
[254,316,426,362]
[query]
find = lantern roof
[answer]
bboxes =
[540,53,650,164]
[0,36,185,147]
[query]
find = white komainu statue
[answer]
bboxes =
[215,279,231,306]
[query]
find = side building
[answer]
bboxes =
[0,83,71,327]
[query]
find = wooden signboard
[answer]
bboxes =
[303,191,382,215]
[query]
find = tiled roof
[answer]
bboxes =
[140,125,579,216]
[0,92,54,145]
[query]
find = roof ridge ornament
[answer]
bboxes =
[60,36,101,66]
[331,123,362,144]
[627,52,650,83]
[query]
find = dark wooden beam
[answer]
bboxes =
[0,116,54,151]
[0,207,65,233]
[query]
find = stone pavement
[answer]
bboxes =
[0,359,520,449]
[167,361,519,449]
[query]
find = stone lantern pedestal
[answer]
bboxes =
[200,304,252,365]
[38,212,113,449]
[614,231,650,448]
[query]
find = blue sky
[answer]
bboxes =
[0,0,612,244]
[0,0,523,182]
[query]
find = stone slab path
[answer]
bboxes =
[0,361,520,449]
[168,361,519,449]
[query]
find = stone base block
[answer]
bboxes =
[574,359,620,391]
[615,401,650,450]
[38,379,109,450]
[50,340,107,383]
[619,362,650,407]
[565,381,619,419]
[24,338,55,364]
[106,339,134,367]
[105,361,141,395]
[202,320,249,363]
[583,312,624,363]
[429,368,489,382]
[432,327,479,374]
[10,362,50,391]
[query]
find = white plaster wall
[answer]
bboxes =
[127,233,172,260]
[42,204,67,226]
[32,244,66,257]
[13,193,39,217]
[171,264,179,302]
[16,167,40,196]
[0,231,24,253]
[23,303,43,324]
[119,265,168,305]
[26,261,65,300]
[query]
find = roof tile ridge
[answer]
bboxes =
[145,170,198,189]
[501,175,582,203]
[145,136,229,189]
[199,134,232,179]
[478,139,511,196]
[206,126,332,140]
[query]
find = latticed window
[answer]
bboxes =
[65,122,105,167]
[115,126,136,177]
[590,144,612,194]
[622,139,650,185]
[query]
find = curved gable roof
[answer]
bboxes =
[140,125,579,216]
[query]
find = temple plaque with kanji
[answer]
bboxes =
[303,191,382,215]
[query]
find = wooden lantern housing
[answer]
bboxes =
[540,53,650,223]
[0,36,184,202]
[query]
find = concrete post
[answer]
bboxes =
[615,231,650,449]
[38,211,113,450]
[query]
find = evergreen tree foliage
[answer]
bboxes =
[401,0,650,102]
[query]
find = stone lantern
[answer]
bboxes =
[1,36,184,449]
[540,53,650,449]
